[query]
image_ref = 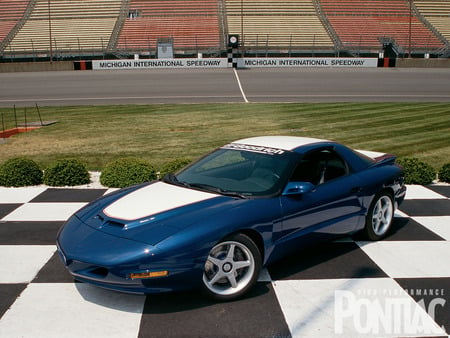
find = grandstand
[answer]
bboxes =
[5,0,122,57]
[225,0,335,52]
[0,0,30,50]
[117,0,223,54]
[0,0,449,60]
[319,0,445,55]
[414,0,450,54]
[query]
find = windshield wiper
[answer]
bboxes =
[219,190,247,199]
[162,173,177,183]
[162,173,190,188]
[163,175,246,199]
[188,182,247,199]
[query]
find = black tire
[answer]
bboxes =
[202,233,261,301]
[363,192,394,241]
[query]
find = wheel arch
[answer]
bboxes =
[368,185,394,205]
[379,186,395,199]
[223,229,265,263]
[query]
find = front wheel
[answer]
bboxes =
[202,233,261,301]
[363,192,394,241]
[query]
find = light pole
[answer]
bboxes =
[48,0,53,62]
[240,0,244,47]
[408,0,412,58]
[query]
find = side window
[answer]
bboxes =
[290,149,348,185]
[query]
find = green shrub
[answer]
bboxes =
[439,163,450,183]
[100,158,156,188]
[159,158,192,178]
[43,159,90,186]
[0,158,43,187]
[397,157,436,185]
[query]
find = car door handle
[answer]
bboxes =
[350,187,362,193]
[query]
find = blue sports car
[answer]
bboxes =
[57,136,406,300]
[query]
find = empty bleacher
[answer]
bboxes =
[6,0,122,55]
[319,0,411,16]
[319,0,445,53]
[225,0,334,50]
[1,0,450,58]
[0,0,31,46]
[116,0,222,52]
[415,0,450,44]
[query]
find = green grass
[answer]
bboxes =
[1,103,449,170]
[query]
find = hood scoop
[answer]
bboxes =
[96,214,126,228]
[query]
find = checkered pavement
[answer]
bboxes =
[0,185,449,338]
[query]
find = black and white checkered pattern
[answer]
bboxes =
[0,185,449,337]
[227,48,238,68]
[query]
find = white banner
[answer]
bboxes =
[92,57,378,70]
[240,57,378,68]
[92,58,228,70]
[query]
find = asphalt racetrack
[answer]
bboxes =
[1,67,450,106]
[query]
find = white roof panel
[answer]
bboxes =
[232,136,328,151]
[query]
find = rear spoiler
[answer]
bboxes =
[356,150,397,166]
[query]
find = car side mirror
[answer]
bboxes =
[282,182,315,196]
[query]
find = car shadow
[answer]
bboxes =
[75,279,272,314]
[267,238,388,281]
[141,282,272,314]
[75,282,146,313]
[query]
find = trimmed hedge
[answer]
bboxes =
[1,156,447,187]
[100,158,157,188]
[397,157,436,185]
[439,163,450,183]
[0,158,43,187]
[43,159,90,186]
[159,158,192,178]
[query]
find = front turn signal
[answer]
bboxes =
[129,270,169,279]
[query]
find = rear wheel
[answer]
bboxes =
[363,192,394,241]
[202,233,261,301]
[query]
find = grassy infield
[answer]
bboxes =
[1,102,449,171]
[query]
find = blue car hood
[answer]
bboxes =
[82,181,238,245]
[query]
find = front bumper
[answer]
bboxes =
[57,216,202,294]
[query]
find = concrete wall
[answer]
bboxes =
[0,58,449,72]
[396,58,450,68]
[0,61,74,73]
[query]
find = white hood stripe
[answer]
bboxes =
[103,182,218,221]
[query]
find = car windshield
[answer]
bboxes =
[171,145,296,197]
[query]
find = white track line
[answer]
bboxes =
[233,68,249,103]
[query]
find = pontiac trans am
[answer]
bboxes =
[57,136,406,300]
